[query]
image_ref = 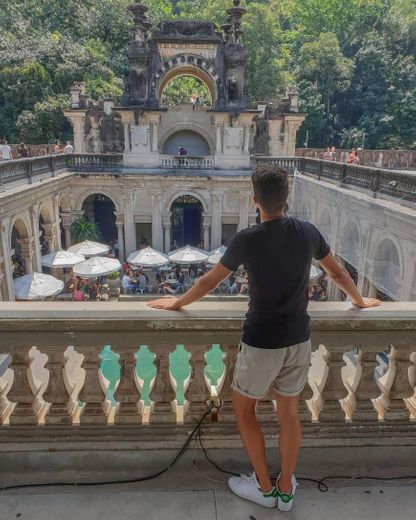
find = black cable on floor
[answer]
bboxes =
[0,404,214,492]
[2,402,415,495]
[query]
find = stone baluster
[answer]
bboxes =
[113,347,143,425]
[317,345,347,422]
[78,346,107,425]
[7,346,37,425]
[378,345,413,421]
[298,378,313,423]
[256,394,276,421]
[218,343,238,422]
[344,345,379,422]
[42,348,74,425]
[184,344,211,423]
[148,345,177,424]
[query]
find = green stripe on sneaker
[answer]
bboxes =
[278,492,293,503]
[263,487,278,498]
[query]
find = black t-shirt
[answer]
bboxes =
[220,217,330,348]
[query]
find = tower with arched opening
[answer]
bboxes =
[65,0,305,168]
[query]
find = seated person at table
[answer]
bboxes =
[73,283,85,301]
[137,271,148,292]
[163,271,185,294]
[239,274,249,294]
[229,273,240,294]
[122,271,137,293]
[88,282,100,300]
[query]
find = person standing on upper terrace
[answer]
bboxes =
[148,163,380,512]
[0,139,12,161]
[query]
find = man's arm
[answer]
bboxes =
[318,252,380,308]
[147,263,232,310]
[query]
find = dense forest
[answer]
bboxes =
[0,0,415,149]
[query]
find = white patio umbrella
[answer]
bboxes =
[68,240,110,257]
[41,250,85,269]
[207,245,227,265]
[127,247,169,267]
[73,257,121,279]
[13,272,64,300]
[168,246,209,265]
[310,265,323,280]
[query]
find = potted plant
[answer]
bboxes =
[106,270,121,297]
[71,217,102,242]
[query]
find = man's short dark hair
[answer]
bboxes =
[251,163,289,213]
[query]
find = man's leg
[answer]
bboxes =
[275,393,301,494]
[232,391,273,493]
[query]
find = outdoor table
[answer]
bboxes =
[164,279,178,285]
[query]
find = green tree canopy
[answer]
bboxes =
[0,0,415,149]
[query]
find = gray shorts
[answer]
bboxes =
[231,339,312,400]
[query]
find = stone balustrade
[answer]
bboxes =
[70,153,124,171]
[0,155,69,190]
[0,302,415,448]
[253,156,416,203]
[2,154,415,204]
[160,155,215,169]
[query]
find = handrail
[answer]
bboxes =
[160,154,215,169]
[252,156,416,202]
[0,302,415,443]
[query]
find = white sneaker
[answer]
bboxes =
[228,472,278,508]
[277,474,298,512]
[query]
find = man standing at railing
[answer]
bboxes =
[149,163,380,512]
[64,141,74,154]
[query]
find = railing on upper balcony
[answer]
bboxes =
[0,302,415,447]
[0,153,124,190]
[70,153,123,171]
[252,155,416,203]
[0,154,69,190]
[160,154,215,169]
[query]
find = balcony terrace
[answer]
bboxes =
[0,302,415,518]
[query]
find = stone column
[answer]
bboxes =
[151,122,159,152]
[163,221,171,254]
[237,192,250,232]
[115,212,125,262]
[123,192,137,257]
[64,111,86,153]
[203,217,211,251]
[123,123,131,152]
[211,192,223,249]
[215,124,223,154]
[29,205,42,272]
[151,192,163,251]
[42,223,57,254]
[17,238,35,274]
[243,125,250,154]
[0,218,14,300]
[53,194,62,250]
[60,213,74,249]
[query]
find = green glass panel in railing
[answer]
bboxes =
[135,345,156,405]
[99,345,120,405]
[205,344,224,393]
[169,344,190,406]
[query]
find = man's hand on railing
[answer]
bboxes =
[148,297,181,310]
[351,297,381,308]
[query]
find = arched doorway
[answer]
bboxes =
[160,72,213,108]
[10,218,30,277]
[163,130,211,156]
[171,195,203,248]
[82,194,117,244]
